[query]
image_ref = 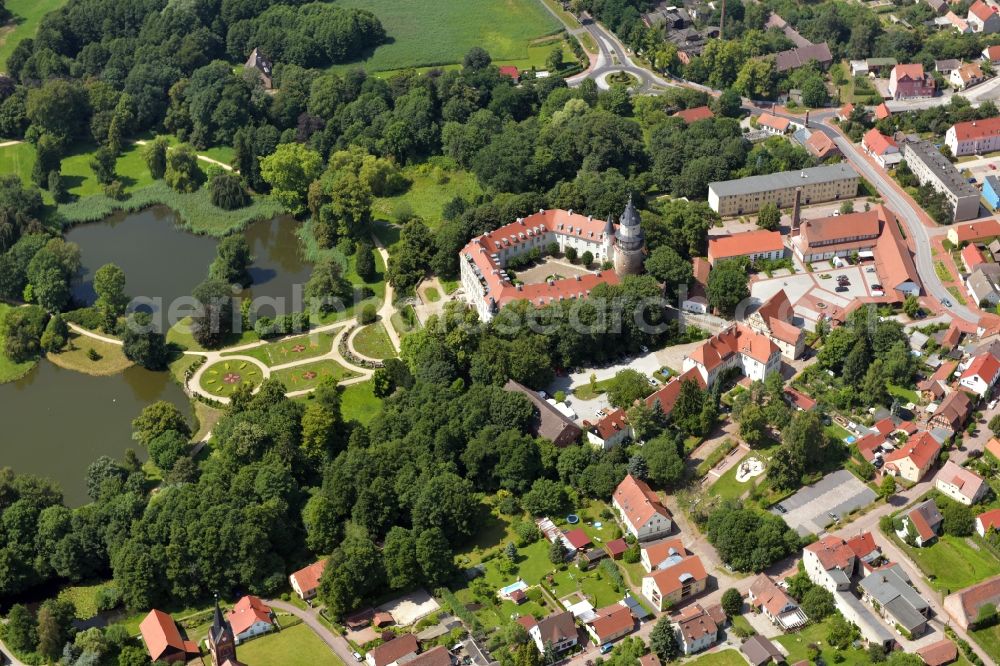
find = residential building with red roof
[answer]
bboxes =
[640,538,688,573]
[638,653,661,666]
[988,437,1000,460]
[681,257,710,313]
[883,431,941,482]
[919,360,958,401]
[227,596,275,644]
[947,219,1000,245]
[936,459,989,505]
[889,64,936,99]
[612,474,672,541]
[944,574,1000,629]
[803,536,856,592]
[976,507,1000,536]
[405,646,453,666]
[757,113,791,135]
[846,532,885,574]
[459,202,645,321]
[642,551,708,611]
[967,0,1000,33]
[671,604,723,655]
[951,62,986,89]
[900,499,943,547]
[139,609,201,663]
[874,102,892,120]
[805,131,840,160]
[585,604,635,645]
[707,229,785,266]
[862,128,901,168]
[682,323,782,388]
[606,538,628,559]
[674,106,714,123]
[784,386,816,411]
[985,45,1000,65]
[746,289,805,360]
[748,574,808,630]
[498,66,520,82]
[930,390,974,431]
[838,103,855,121]
[961,243,988,272]
[366,634,419,666]
[959,351,1000,396]
[564,528,592,551]
[290,559,326,600]
[916,638,959,666]
[528,612,578,654]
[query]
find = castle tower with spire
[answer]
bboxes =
[208,597,242,666]
[613,195,645,276]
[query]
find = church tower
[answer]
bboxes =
[208,598,239,666]
[613,195,645,276]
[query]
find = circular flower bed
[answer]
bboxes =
[200,359,265,397]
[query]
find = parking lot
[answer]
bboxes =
[771,469,878,536]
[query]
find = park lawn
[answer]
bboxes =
[972,623,1000,664]
[707,452,754,501]
[424,287,441,302]
[235,622,345,666]
[0,0,67,71]
[168,352,201,385]
[0,141,35,184]
[0,303,38,383]
[224,331,338,367]
[192,401,224,442]
[391,304,420,339]
[272,359,361,392]
[57,580,116,620]
[46,332,133,376]
[353,323,396,359]
[340,380,383,424]
[60,140,156,197]
[371,161,482,229]
[167,317,260,351]
[897,534,1000,592]
[371,219,401,249]
[332,0,560,73]
[199,359,265,397]
[199,144,236,166]
[684,650,746,666]
[493,35,577,74]
[775,617,872,665]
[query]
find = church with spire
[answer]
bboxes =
[458,198,648,320]
[208,598,247,666]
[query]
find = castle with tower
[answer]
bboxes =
[459,198,646,320]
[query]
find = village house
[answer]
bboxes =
[846,532,886,574]
[899,499,944,547]
[747,574,809,631]
[947,218,1000,245]
[803,536,856,592]
[741,635,785,666]
[859,564,931,637]
[959,352,1000,396]
[290,559,326,601]
[707,230,785,266]
[977,507,1000,536]
[498,66,520,82]
[527,612,578,655]
[366,635,419,666]
[967,264,1000,306]
[936,460,989,505]
[682,257,710,313]
[612,474,673,541]
[944,575,1000,629]
[641,551,708,611]
[930,390,974,431]
[805,130,840,160]
[951,62,987,89]
[875,103,892,120]
[227,596,276,644]
[962,243,988,272]
[745,290,805,360]
[405,647,454,666]
[641,538,688,572]
[950,116,1000,156]
[585,604,635,645]
[862,128,901,168]
[757,113,792,135]
[916,639,959,666]
[784,386,817,411]
[139,609,201,664]
[672,604,725,655]
[889,64,936,99]
[504,380,582,446]
[985,44,1000,66]
[682,323,782,388]
[883,431,941,482]
[838,103,855,121]
[936,58,962,75]
[968,0,1000,33]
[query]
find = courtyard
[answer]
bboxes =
[516,257,595,284]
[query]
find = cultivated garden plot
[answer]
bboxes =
[223,331,339,367]
[272,359,361,392]
[199,359,265,398]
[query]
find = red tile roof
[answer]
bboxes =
[978,508,1000,533]
[688,324,780,372]
[907,500,943,542]
[949,219,1000,243]
[801,208,881,246]
[893,63,925,81]
[228,596,273,637]
[645,554,707,596]
[291,559,326,596]
[839,103,855,118]
[498,66,520,80]
[606,538,628,557]
[758,113,790,132]
[565,528,592,550]
[614,474,671,532]
[806,131,838,158]
[883,431,941,476]
[406,646,453,666]
[675,106,715,123]
[845,532,879,560]
[139,610,199,662]
[708,230,784,263]
[368,634,419,666]
[749,574,796,618]
[591,407,628,441]
[933,390,973,430]
[639,654,661,666]
[949,576,1000,630]
[673,604,719,644]
[805,535,855,571]
[987,45,1000,62]
[784,386,816,411]
[970,0,994,21]
[938,460,987,502]
[988,437,1000,460]
[863,128,897,156]
[855,432,884,462]
[692,257,710,286]
[588,604,635,642]
[962,352,1000,383]
[642,538,688,568]
[644,368,707,415]
[916,638,958,666]
[875,103,891,120]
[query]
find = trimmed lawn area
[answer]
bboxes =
[340,380,383,424]
[0,141,35,184]
[391,304,420,338]
[199,359,265,398]
[825,422,853,444]
[371,161,483,229]
[353,323,396,359]
[332,0,560,73]
[424,287,441,303]
[193,401,224,442]
[167,317,259,351]
[685,650,746,666]
[239,623,344,666]
[0,303,38,383]
[971,623,1000,664]
[0,0,67,71]
[887,383,920,404]
[708,452,754,501]
[273,359,361,392]
[573,377,614,401]
[46,332,133,376]
[224,331,338,367]
[775,617,871,665]
[896,534,1000,593]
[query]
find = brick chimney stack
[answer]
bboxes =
[791,187,802,234]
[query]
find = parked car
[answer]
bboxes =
[872,284,882,290]
[835,286,849,292]
[990,163,997,170]
[866,267,876,273]
[353,653,363,662]
[943,298,952,307]
[640,345,649,353]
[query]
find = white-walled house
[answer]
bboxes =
[682,324,781,388]
[612,474,672,541]
[803,536,856,592]
[959,352,1000,396]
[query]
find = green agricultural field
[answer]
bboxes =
[896,534,1000,592]
[223,331,338,367]
[0,0,67,71]
[340,380,383,424]
[239,623,344,666]
[353,323,396,359]
[272,359,360,392]
[334,0,561,72]
[199,359,265,397]
[972,623,1000,664]
[0,303,37,383]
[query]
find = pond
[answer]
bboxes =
[0,360,192,506]
[67,206,313,327]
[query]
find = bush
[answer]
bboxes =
[355,242,376,282]
[86,347,101,361]
[210,172,250,210]
[103,180,125,200]
[359,304,377,325]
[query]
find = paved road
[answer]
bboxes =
[561,15,674,93]
[267,599,358,665]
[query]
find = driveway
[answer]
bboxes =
[772,470,878,536]
[266,599,358,665]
